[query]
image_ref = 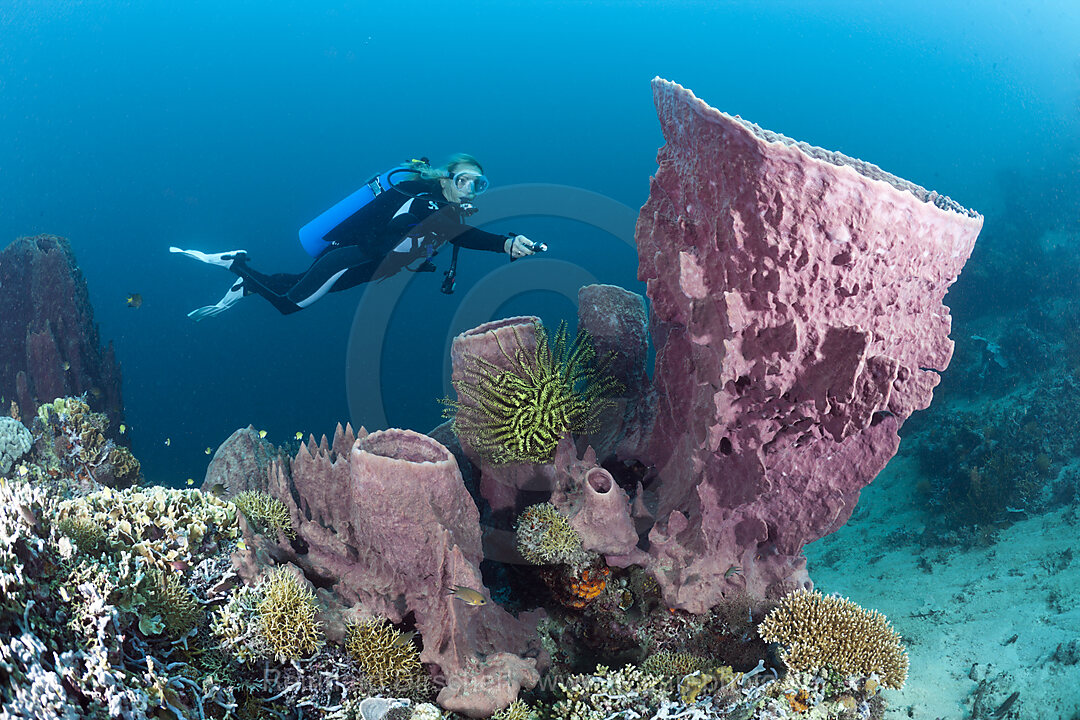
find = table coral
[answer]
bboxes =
[758,588,908,689]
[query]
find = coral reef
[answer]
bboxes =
[759,588,909,689]
[0,234,123,424]
[0,79,976,719]
[34,395,140,487]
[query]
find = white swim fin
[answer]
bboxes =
[169,246,248,268]
[186,278,246,321]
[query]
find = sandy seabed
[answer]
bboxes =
[805,454,1080,720]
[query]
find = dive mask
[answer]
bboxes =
[452,170,489,196]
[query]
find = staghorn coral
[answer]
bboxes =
[443,321,621,465]
[758,588,909,689]
[256,566,324,663]
[344,617,423,691]
[641,651,714,678]
[211,582,270,665]
[143,567,202,638]
[553,664,670,720]
[515,501,590,567]
[490,699,534,720]
[232,489,296,539]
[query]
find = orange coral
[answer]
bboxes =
[566,566,610,608]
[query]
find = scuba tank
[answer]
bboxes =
[298,158,430,258]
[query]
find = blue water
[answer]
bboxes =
[1,0,1077,486]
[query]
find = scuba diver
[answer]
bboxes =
[170,154,545,319]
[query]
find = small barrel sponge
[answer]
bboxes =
[0,417,32,474]
[516,502,589,567]
[758,588,909,689]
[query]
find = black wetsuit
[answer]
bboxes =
[233,179,509,314]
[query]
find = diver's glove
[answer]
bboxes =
[169,246,249,268]
[504,235,545,259]
[186,278,246,321]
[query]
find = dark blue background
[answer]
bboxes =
[2,0,1077,484]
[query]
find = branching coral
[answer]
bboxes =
[443,321,622,465]
[490,699,534,720]
[256,567,324,663]
[143,567,202,638]
[758,588,909,689]
[212,567,324,665]
[553,664,670,720]
[232,489,296,539]
[515,502,590,567]
[641,651,714,678]
[344,617,423,691]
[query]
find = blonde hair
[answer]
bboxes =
[418,153,484,181]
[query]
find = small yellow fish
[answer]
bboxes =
[126,293,143,308]
[164,438,171,447]
[119,424,126,435]
[391,630,417,648]
[61,361,71,371]
[294,431,303,440]
[236,540,247,551]
[185,478,194,486]
[448,585,486,606]
[205,447,212,455]
[258,430,267,439]
[207,483,227,498]
[17,464,28,477]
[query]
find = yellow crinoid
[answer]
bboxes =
[444,321,621,466]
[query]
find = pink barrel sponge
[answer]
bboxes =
[620,79,983,611]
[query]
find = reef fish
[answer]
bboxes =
[447,585,486,606]
[126,293,143,308]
